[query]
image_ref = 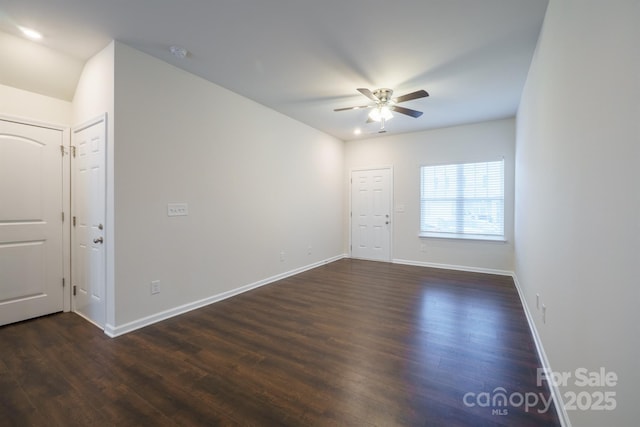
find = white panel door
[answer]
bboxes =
[351,168,391,261]
[0,119,64,326]
[72,116,106,328]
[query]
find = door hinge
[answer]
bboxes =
[62,278,65,288]
[73,216,76,227]
[60,145,65,156]
[72,146,77,157]
[73,285,77,296]
[62,212,65,222]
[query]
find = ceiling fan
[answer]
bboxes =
[334,88,429,132]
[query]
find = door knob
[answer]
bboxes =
[93,237,103,244]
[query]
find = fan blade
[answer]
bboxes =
[393,89,429,103]
[334,105,372,112]
[357,88,379,102]
[391,105,423,118]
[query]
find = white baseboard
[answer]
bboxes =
[511,273,571,427]
[392,258,513,276]
[104,253,347,338]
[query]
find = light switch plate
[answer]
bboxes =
[168,203,188,216]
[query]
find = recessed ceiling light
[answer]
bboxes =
[354,128,362,135]
[19,26,43,40]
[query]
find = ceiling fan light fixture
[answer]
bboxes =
[369,105,393,122]
[335,87,427,132]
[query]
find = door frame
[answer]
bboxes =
[0,114,72,313]
[349,166,394,262]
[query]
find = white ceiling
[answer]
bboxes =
[0,0,548,141]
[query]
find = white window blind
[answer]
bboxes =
[420,159,504,240]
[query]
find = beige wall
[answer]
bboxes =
[345,118,515,272]
[111,43,345,328]
[0,83,71,125]
[72,42,114,126]
[515,0,639,425]
[0,31,82,102]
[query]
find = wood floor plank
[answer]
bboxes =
[0,259,561,426]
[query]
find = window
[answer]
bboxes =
[420,159,504,241]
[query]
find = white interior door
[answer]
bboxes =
[72,115,106,328]
[351,168,392,261]
[0,119,64,326]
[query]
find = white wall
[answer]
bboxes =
[345,118,515,272]
[72,41,116,328]
[72,42,114,125]
[0,30,83,102]
[0,83,71,125]
[515,1,640,425]
[111,43,344,328]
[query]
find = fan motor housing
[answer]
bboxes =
[373,88,393,103]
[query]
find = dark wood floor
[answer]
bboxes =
[0,259,560,426]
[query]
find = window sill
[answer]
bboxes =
[418,232,507,243]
